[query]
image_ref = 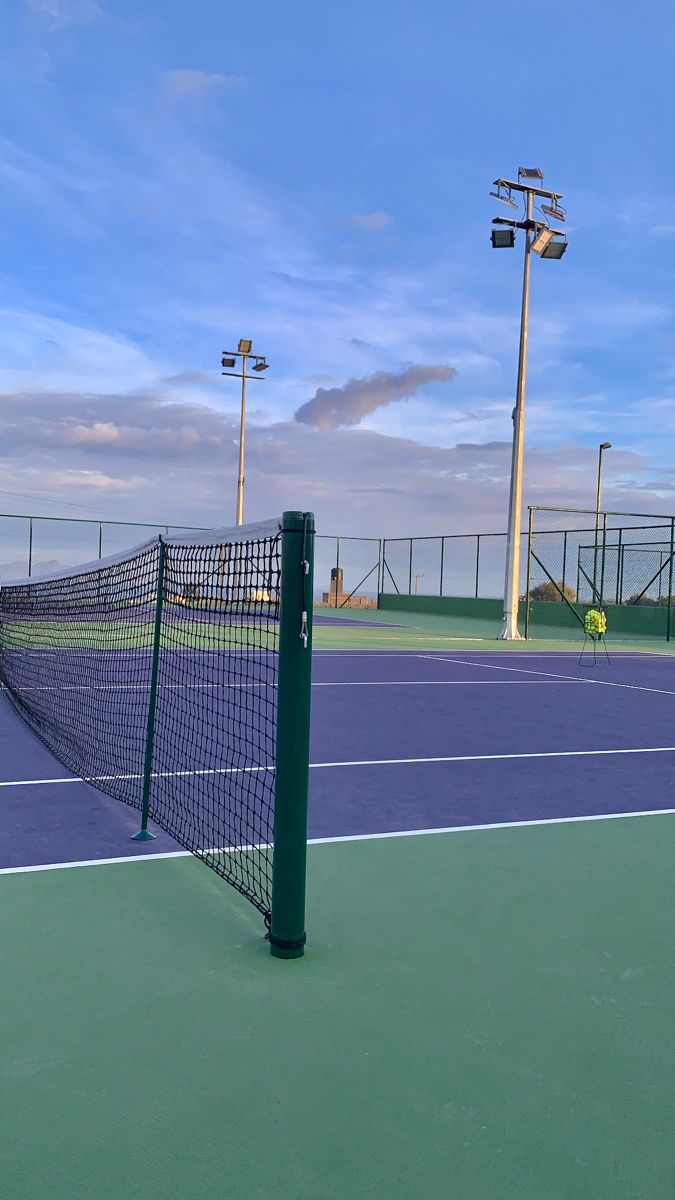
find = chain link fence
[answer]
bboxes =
[381,532,526,600]
[0,513,383,610]
[0,513,208,581]
[525,507,675,643]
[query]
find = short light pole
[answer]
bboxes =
[221,339,269,525]
[593,441,612,602]
[489,167,568,639]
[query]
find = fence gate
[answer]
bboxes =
[525,507,675,644]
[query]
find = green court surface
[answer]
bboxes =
[313,605,675,653]
[2,815,673,1200]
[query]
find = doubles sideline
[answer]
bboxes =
[1,806,673,877]
[3,743,675,788]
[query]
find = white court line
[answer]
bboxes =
[4,743,675,789]
[416,654,675,697]
[6,679,585,694]
[313,648,673,658]
[1,806,674,876]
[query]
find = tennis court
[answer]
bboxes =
[1,608,674,1199]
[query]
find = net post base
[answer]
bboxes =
[268,932,306,960]
[130,829,156,842]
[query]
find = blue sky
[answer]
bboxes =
[2,0,675,544]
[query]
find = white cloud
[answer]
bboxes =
[1,387,674,540]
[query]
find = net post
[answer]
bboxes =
[269,512,314,959]
[131,538,166,842]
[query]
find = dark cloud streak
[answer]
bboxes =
[294,364,457,430]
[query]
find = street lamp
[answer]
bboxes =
[593,442,612,602]
[489,166,569,639]
[221,339,269,525]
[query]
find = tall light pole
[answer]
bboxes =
[490,167,568,639]
[593,441,612,601]
[221,339,269,525]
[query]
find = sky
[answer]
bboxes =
[2,0,675,548]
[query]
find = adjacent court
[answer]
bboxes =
[1,628,674,1199]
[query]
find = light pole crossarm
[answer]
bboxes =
[493,177,565,202]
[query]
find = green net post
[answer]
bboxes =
[269,511,314,959]
[131,538,166,842]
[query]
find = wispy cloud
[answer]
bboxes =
[295,365,457,429]
[161,69,244,99]
[346,212,393,233]
[27,0,103,31]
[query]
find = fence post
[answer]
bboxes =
[439,537,445,597]
[408,539,413,595]
[615,528,622,604]
[599,513,608,605]
[28,517,33,578]
[377,538,383,599]
[474,535,480,598]
[561,530,567,598]
[334,537,340,608]
[269,511,314,959]
[131,538,165,842]
[662,520,667,643]
[524,508,533,639]
[98,522,103,559]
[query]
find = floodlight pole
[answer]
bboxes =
[221,342,268,526]
[236,352,248,527]
[491,170,567,639]
[501,188,534,640]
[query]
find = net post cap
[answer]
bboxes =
[281,511,315,530]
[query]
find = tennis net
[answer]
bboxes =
[0,513,314,953]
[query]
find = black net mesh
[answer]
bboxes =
[0,524,281,919]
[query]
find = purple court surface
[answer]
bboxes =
[1,648,674,870]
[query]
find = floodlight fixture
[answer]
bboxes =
[531,226,555,256]
[252,358,268,372]
[491,227,516,248]
[600,441,612,450]
[518,167,544,181]
[238,338,253,353]
[541,201,566,223]
[221,355,236,368]
[489,187,518,209]
[539,235,568,259]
